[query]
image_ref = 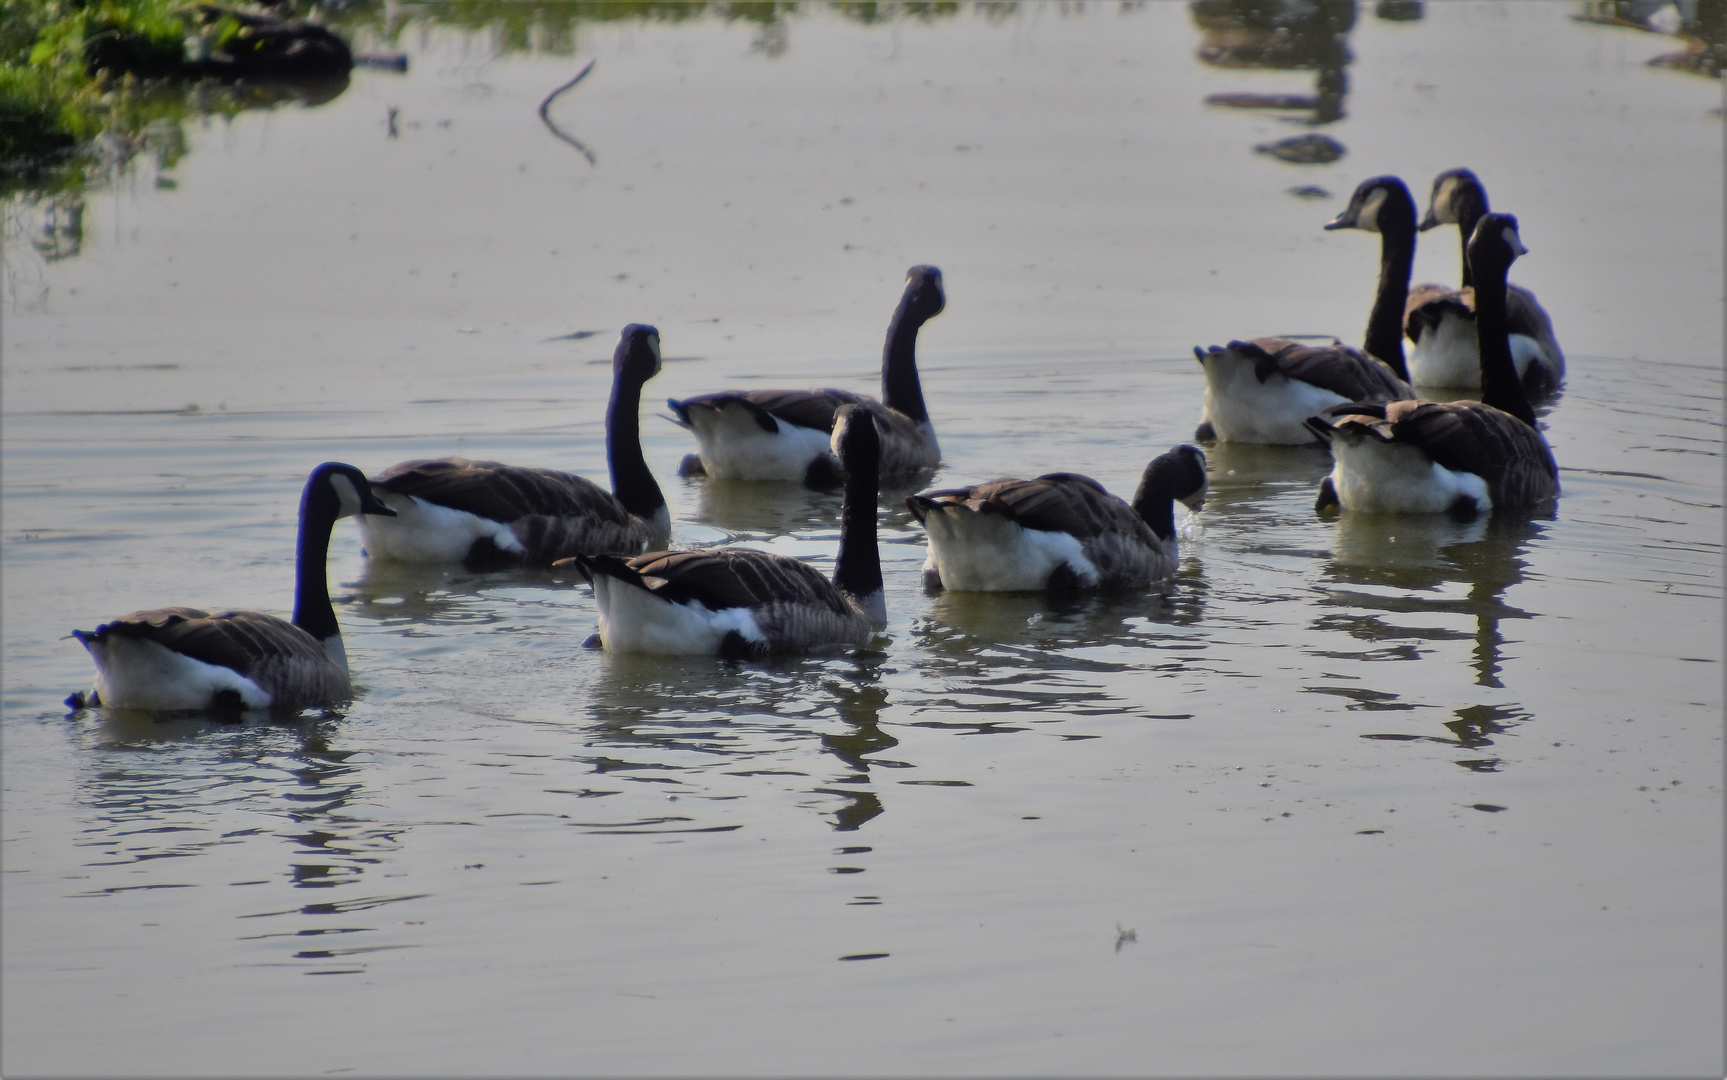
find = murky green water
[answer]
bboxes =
[4,3,1721,1075]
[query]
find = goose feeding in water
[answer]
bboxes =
[69,462,395,714]
[667,265,945,485]
[565,404,886,656]
[1306,212,1560,521]
[1193,175,1417,444]
[905,445,1208,593]
[361,324,670,571]
[1404,167,1565,397]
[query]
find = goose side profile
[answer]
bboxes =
[1404,167,1565,397]
[565,404,886,656]
[361,324,670,571]
[69,462,395,714]
[1193,176,1416,444]
[905,444,1208,593]
[1307,212,1560,521]
[668,265,945,485]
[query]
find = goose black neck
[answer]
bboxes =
[1471,254,1536,427]
[607,370,665,519]
[834,449,882,602]
[1454,190,1489,290]
[1131,476,1177,542]
[292,479,341,644]
[1363,216,1415,381]
[881,303,930,424]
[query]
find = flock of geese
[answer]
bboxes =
[69,168,1562,717]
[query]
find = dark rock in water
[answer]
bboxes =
[1287,185,1331,199]
[1253,133,1346,165]
[192,6,353,80]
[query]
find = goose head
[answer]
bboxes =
[615,323,663,385]
[312,461,396,520]
[1466,212,1527,279]
[832,402,883,481]
[1324,175,1416,235]
[1420,167,1488,232]
[900,265,947,324]
[1144,444,1209,512]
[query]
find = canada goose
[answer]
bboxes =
[1307,212,1559,521]
[1404,168,1565,397]
[905,445,1208,593]
[565,404,886,656]
[361,324,670,571]
[69,462,395,714]
[1194,175,1415,444]
[667,266,945,485]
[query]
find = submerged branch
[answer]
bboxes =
[537,60,597,166]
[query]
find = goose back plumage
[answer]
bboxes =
[668,266,945,484]
[1404,168,1565,397]
[362,324,670,570]
[1308,212,1560,520]
[906,445,1208,593]
[1194,176,1416,444]
[567,404,886,655]
[71,462,394,714]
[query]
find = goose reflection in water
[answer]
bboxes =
[1315,509,1548,766]
[64,715,421,974]
[909,574,1208,731]
[1191,0,1359,126]
[682,473,930,540]
[579,654,900,833]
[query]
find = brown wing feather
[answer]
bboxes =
[373,458,627,527]
[1378,400,1559,506]
[618,548,850,617]
[1238,337,1409,402]
[972,474,1149,542]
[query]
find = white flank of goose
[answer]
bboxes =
[1194,176,1417,444]
[905,445,1209,593]
[361,324,670,570]
[667,266,945,485]
[1307,212,1560,521]
[565,404,887,656]
[69,462,396,714]
[1404,167,1565,397]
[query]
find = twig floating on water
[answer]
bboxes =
[539,60,597,166]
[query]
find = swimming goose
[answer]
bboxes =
[566,404,886,656]
[1404,167,1565,397]
[905,444,1208,593]
[1307,213,1560,521]
[69,462,395,714]
[361,324,670,571]
[668,265,945,485]
[1194,175,1415,444]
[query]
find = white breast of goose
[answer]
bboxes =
[686,402,836,481]
[591,575,768,655]
[84,635,278,711]
[1327,436,1492,515]
[1410,310,1545,389]
[360,492,522,563]
[1200,352,1351,445]
[922,509,1096,592]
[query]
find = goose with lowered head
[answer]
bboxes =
[565,404,886,656]
[668,265,945,485]
[361,324,670,571]
[1193,175,1416,444]
[1306,212,1559,521]
[69,462,396,714]
[1404,167,1564,397]
[906,445,1208,593]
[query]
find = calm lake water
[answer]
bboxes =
[3,2,1722,1075]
